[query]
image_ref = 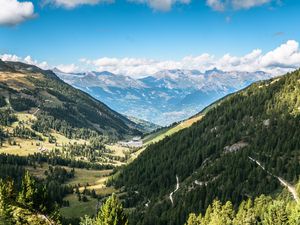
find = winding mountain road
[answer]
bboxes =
[169,175,179,205]
[249,157,299,203]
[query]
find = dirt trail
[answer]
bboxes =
[249,157,299,203]
[33,108,40,115]
[169,175,179,205]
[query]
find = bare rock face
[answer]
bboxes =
[263,119,270,126]
[224,141,249,153]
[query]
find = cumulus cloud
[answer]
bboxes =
[0,54,49,69]
[261,40,300,68]
[79,40,300,78]
[206,0,273,11]
[1,40,300,77]
[56,64,79,73]
[43,0,113,9]
[128,0,191,11]
[0,0,35,26]
[0,54,81,73]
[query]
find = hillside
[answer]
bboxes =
[113,69,300,225]
[142,114,203,146]
[0,60,141,140]
[125,115,161,133]
[0,60,147,223]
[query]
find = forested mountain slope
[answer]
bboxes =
[114,69,300,225]
[0,60,141,140]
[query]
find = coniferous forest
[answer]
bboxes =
[0,62,300,225]
[113,69,300,225]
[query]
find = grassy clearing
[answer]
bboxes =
[60,168,115,218]
[66,168,116,195]
[60,194,98,218]
[106,144,128,158]
[66,169,112,187]
[25,163,113,193]
[24,163,48,179]
[0,138,42,156]
[0,72,38,90]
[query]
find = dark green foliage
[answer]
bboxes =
[12,125,43,140]
[0,152,113,173]
[114,70,300,225]
[10,97,37,111]
[46,166,75,183]
[79,194,128,225]
[0,127,5,146]
[96,194,128,225]
[0,109,17,126]
[0,173,61,225]
[185,190,300,225]
[0,154,74,208]
[47,88,74,102]
[0,96,6,107]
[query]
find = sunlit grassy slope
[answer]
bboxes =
[143,114,204,146]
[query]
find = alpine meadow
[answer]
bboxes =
[0,0,300,225]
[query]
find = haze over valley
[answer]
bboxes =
[55,68,273,125]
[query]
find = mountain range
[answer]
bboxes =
[0,59,141,140]
[55,68,274,126]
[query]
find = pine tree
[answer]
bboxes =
[80,215,96,225]
[233,199,256,225]
[17,171,38,209]
[221,201,235,225]
[185,213,200,225]
[95,194,128,225]
[0,180,12,225]
[263,200,288,225]
[289,202,300,225]
[0,127,5,147]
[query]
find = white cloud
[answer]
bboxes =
[0,0,35,26]
[206,0,225,11]
[232,0,271,9]
[0,54,80,73]
[128,0,191,11]
[44,0,113,9]
[1,40,300,77]
[24,56,49,69]
[0,54,49,70]
[206,0,273,11]
[56,64,79,73]
[0,54,21,62]
[260,40,300,69]
[79,40,300,78]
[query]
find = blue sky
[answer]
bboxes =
[1,0,300,76]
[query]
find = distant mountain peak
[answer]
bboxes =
[56,68,274,125]
[92,71,116,76]
[52,67,64,73]
[204,67,224,75]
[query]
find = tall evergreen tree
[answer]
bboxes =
[95,194,128,225]
[0,179,12,225]
[17,171,39,209]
